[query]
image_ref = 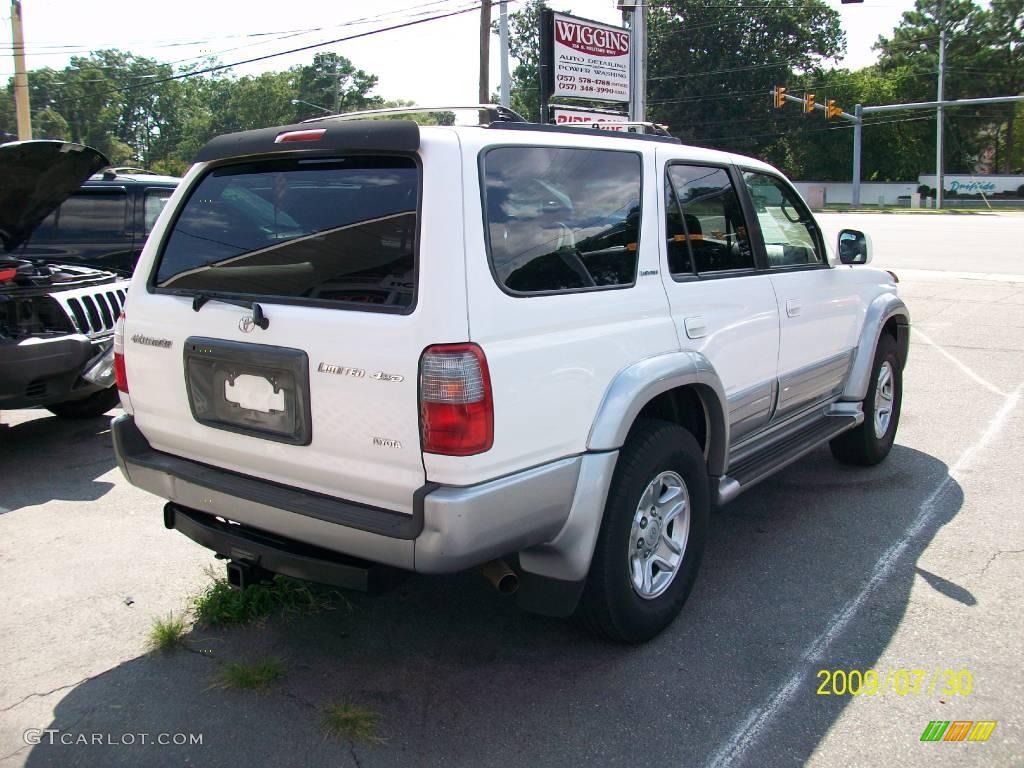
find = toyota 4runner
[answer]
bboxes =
[111,107,909,643]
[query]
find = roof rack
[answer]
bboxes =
[93,166,160,181]
[303,104,527,126]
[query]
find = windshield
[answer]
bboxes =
[154,156,419,311]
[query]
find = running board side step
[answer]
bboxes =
[716,411,862,506]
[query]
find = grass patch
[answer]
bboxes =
[209,657,285,691]
[148,613,188,653]
[321,704,385,744]
[192,572,333,627]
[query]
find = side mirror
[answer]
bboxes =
[838,229,871,265]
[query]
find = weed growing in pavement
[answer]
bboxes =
[148,613,189,652]
[321,704,386,744]
[209,656,285,690]
[192,569,343,627]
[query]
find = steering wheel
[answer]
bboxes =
[554,223,596,288]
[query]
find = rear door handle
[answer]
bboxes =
[684,316,708,339]
[785,299,801,318]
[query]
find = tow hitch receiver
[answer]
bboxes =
[226,560,272,591]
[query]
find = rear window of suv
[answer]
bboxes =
[481,146,641,295]
[153,156,419,312]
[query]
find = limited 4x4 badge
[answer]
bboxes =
[317,362,364,378]
[316,363,404,382]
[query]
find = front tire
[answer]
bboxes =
[576,419,709,644]
[830,334,902,465]
[46,386,120,419]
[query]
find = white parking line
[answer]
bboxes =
[881,268,1024,284]
[704,385,1022,768]
[912,327,1008,398]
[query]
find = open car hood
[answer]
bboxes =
[0,140,110,253]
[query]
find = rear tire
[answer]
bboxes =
[830,334,902,466]
[576,419,708,644]
[46,386,120,419]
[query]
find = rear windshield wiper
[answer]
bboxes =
[191,293,270,329]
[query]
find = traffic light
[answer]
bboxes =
[826,99,843,118]
[804,93,815,113]
[773,86,786,109]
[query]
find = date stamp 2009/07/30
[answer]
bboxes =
[815,668,973,697]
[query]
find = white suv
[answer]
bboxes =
[112,107,909,643]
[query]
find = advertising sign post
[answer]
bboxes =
[539,10,631,123]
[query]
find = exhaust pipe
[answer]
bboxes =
[480,559,519,595]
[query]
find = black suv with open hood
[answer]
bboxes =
[1,140,132,418]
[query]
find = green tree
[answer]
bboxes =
[781,67,934,181]
[973,0,1024,171]
[874,0,1009,174]
[34,107,69,140]
[0,88,15,140]
[647,0,845,164]
[499,0,546,121]
[294,52,382,114]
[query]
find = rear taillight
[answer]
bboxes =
[419,343,493,456]
[113,311,128,393]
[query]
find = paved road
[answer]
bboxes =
[1,213,1022,767]
[818,211,1024,276]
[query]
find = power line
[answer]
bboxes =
[5,1,493,98]
[0,0,463,54]
[6,1,475,83]
[647,69,941,106]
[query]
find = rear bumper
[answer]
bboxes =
[112,414,583,574]
[0,334,109,409]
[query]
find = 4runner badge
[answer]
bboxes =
[131,334,172,349]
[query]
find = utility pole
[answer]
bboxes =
[935,2,947,209]
[852,103,863,206]
[626,2,646,122]
[498,1,510,107]
[479,0,491,104]
[10,0,32,140]
[334,57,341,114]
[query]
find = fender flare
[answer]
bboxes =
[842,293,910,402]
[586,351,730,477]
[519,352,730,590]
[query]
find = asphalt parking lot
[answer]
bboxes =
[2,212,1022,768]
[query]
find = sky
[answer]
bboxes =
[2,0,914,107]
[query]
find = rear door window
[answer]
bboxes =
[482,146,641,295]
[154,156,419,312]
[665,165,754,275]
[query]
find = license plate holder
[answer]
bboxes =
[184,337,312,445]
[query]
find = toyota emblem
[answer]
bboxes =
[239,316,255,333]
